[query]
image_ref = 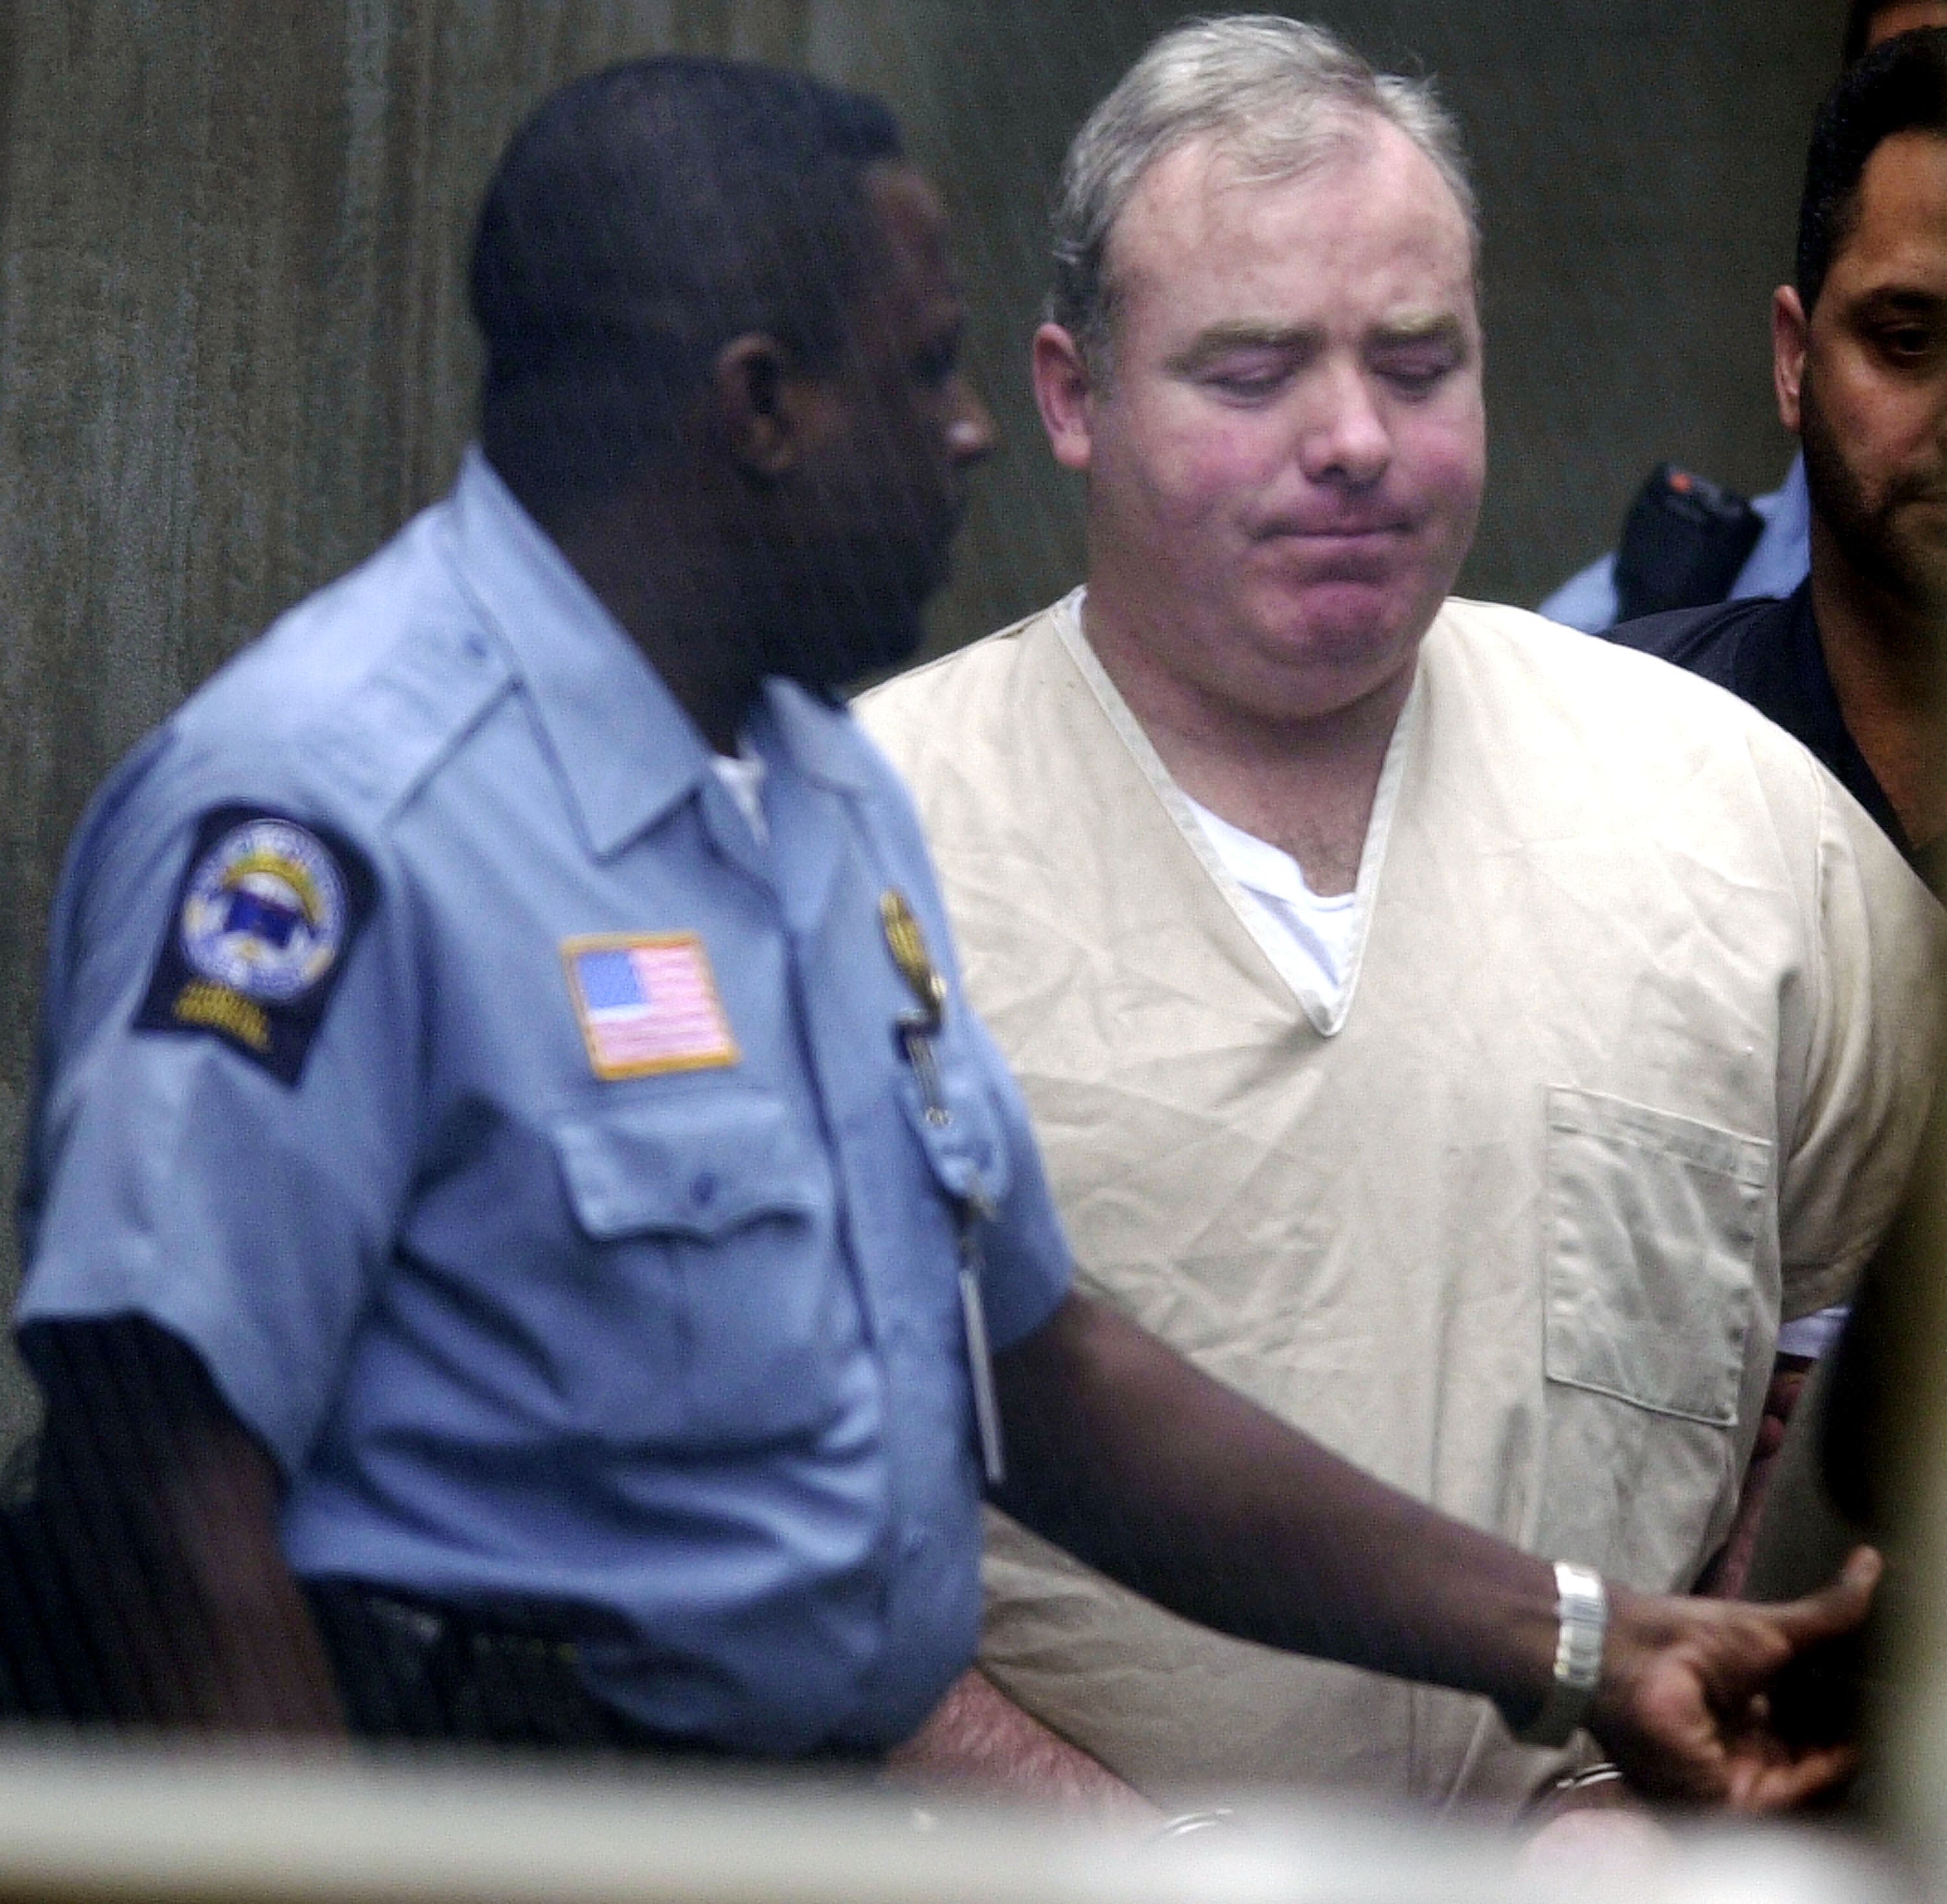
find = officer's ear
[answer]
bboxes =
[711,332,835,482]
[1774,284,1810,437]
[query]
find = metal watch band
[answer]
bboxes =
[1514,1561,1608,1748]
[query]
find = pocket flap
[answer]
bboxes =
[900,1052,1014,1207]
[552,1094,825,1241]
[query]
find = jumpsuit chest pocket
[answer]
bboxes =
[549,1093,855,1448]
[1543,1086,1770,1424]
[1536,1086,1772,1582]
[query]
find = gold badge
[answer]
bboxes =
[880,890,946,1031]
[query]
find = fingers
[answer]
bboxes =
[1725,1740,1860,1813]
[1763,1545,1881,1652]
[1587,1554,1881,1814]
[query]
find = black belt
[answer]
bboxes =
[304,1580,880,1763]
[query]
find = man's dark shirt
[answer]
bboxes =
[1609,581,1944,893]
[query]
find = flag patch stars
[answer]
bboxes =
[561,933,740,1079]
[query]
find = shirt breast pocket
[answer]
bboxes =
[1536,1086,1773,1584]
[550,1092,852,1448]
[896,1041,1015,1214]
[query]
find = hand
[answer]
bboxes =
[1586,1547,1880,1809]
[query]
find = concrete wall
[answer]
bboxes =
[0,0,1845,1446]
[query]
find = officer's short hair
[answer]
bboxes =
[1049,15,1475,374]
[1798,27,1947,314]
[472,56,903,511]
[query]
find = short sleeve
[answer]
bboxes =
[964,1006,1074,1351]
[1779,775,1946,1318]
[17,761,421,1477]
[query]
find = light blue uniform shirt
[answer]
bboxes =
[18,448,1071,1752]
[1540,454,1811,632]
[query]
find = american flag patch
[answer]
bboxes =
[560,933,739,1079]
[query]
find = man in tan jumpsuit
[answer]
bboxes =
[861,16,1945,1819]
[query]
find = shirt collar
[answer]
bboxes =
[1733,452,1811,602]
[445,447,866,859]
[756,676,873,796]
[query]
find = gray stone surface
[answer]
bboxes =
[0,0,1846,1452]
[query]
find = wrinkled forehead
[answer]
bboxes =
[1105,119,1478,305]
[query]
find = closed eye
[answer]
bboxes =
[1371,340,1464,396]
[1194,350,1302,402]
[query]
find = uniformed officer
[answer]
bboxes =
[14,55,1878,1801]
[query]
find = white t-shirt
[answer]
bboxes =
[1184,796,1359,1010]
[710,742,768,844]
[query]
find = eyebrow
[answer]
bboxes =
[1166,323,1316,372]
[1854,285,1947,317]
[1371,314,1471,350]
[1166,313,1469,374]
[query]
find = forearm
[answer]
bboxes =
[885,1667,1156,1820]
[993,1295,1560,1723]
[36,1317,345,1735]
[1697,1355,1811,1598]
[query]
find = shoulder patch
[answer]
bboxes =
[133,808,377,1084]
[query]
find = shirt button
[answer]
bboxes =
[691,1171,717,1208]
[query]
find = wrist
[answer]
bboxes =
[1508,1561,1609,1748]
[1525,1761,1633,1822]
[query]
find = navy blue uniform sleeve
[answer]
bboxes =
[18,750,421,1479]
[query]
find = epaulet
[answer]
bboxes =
[299,619,513,825]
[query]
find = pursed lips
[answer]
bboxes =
[1247,517,1417,571]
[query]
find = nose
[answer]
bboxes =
[1297,358,1391,488]
[947,377,998,467]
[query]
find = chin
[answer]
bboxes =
[774,542,947,690]
[1219,616,1425,726]
[776,601,927,694]
[1256,597,1426,673]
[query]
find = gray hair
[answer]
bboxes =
[1050,15,1478,367]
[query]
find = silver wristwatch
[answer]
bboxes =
[1515,1561,1608,1748]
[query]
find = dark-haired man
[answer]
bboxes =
[1613,29,1947,892]
[12,55,1887,1792]
[1607,29,1947,1668]
[1542,0,1947,636]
